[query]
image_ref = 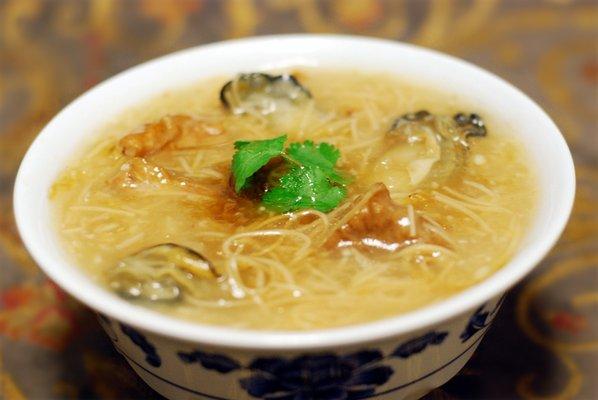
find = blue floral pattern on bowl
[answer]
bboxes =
[106,304,506,399]
[239,351,393,400]
[459,305,490,342]
[120,323,162,367]
[460,294,506,342]
[106,302,505,399]
[178,350,241,373]
[178,330,448,399]
[392,331,448,358]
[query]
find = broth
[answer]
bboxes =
[51,69,536,330]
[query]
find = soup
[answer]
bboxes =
[50,69,536,330]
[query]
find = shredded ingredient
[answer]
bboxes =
[50,69,536,330]
[119,114,222,157]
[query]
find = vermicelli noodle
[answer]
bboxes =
[51,69,536,330]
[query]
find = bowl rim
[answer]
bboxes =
[13,34,575,350]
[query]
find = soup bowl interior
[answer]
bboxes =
[14,35,574,350]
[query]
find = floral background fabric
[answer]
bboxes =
[0,0,596,399]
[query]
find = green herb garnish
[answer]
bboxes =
[231,136,349,213]
[262,166,347,213]
[286,140,350,185]
[231,135,286,192]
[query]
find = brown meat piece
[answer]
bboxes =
[208,184,262,225]
[110,157,204,192]
[326,183,433,252]
[111,158,259,224]
[119,115,223,157]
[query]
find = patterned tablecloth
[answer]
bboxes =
[0,1,596,399]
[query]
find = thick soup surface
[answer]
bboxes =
[51,69,536,330]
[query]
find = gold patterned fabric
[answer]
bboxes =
[0,1,596,399]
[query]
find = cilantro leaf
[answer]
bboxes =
[262,166,346,213]
[231,135,286,192]
[286,141,349,184]
[230,136,351,213]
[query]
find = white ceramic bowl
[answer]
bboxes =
[14,35,575,400]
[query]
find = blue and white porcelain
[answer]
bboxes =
[98,298,506,400]
[14,35,575,399]
[96,297,502,400]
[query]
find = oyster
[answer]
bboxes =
[220,72,311,116]
[109,243,218,302]
[369,110,487,192]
